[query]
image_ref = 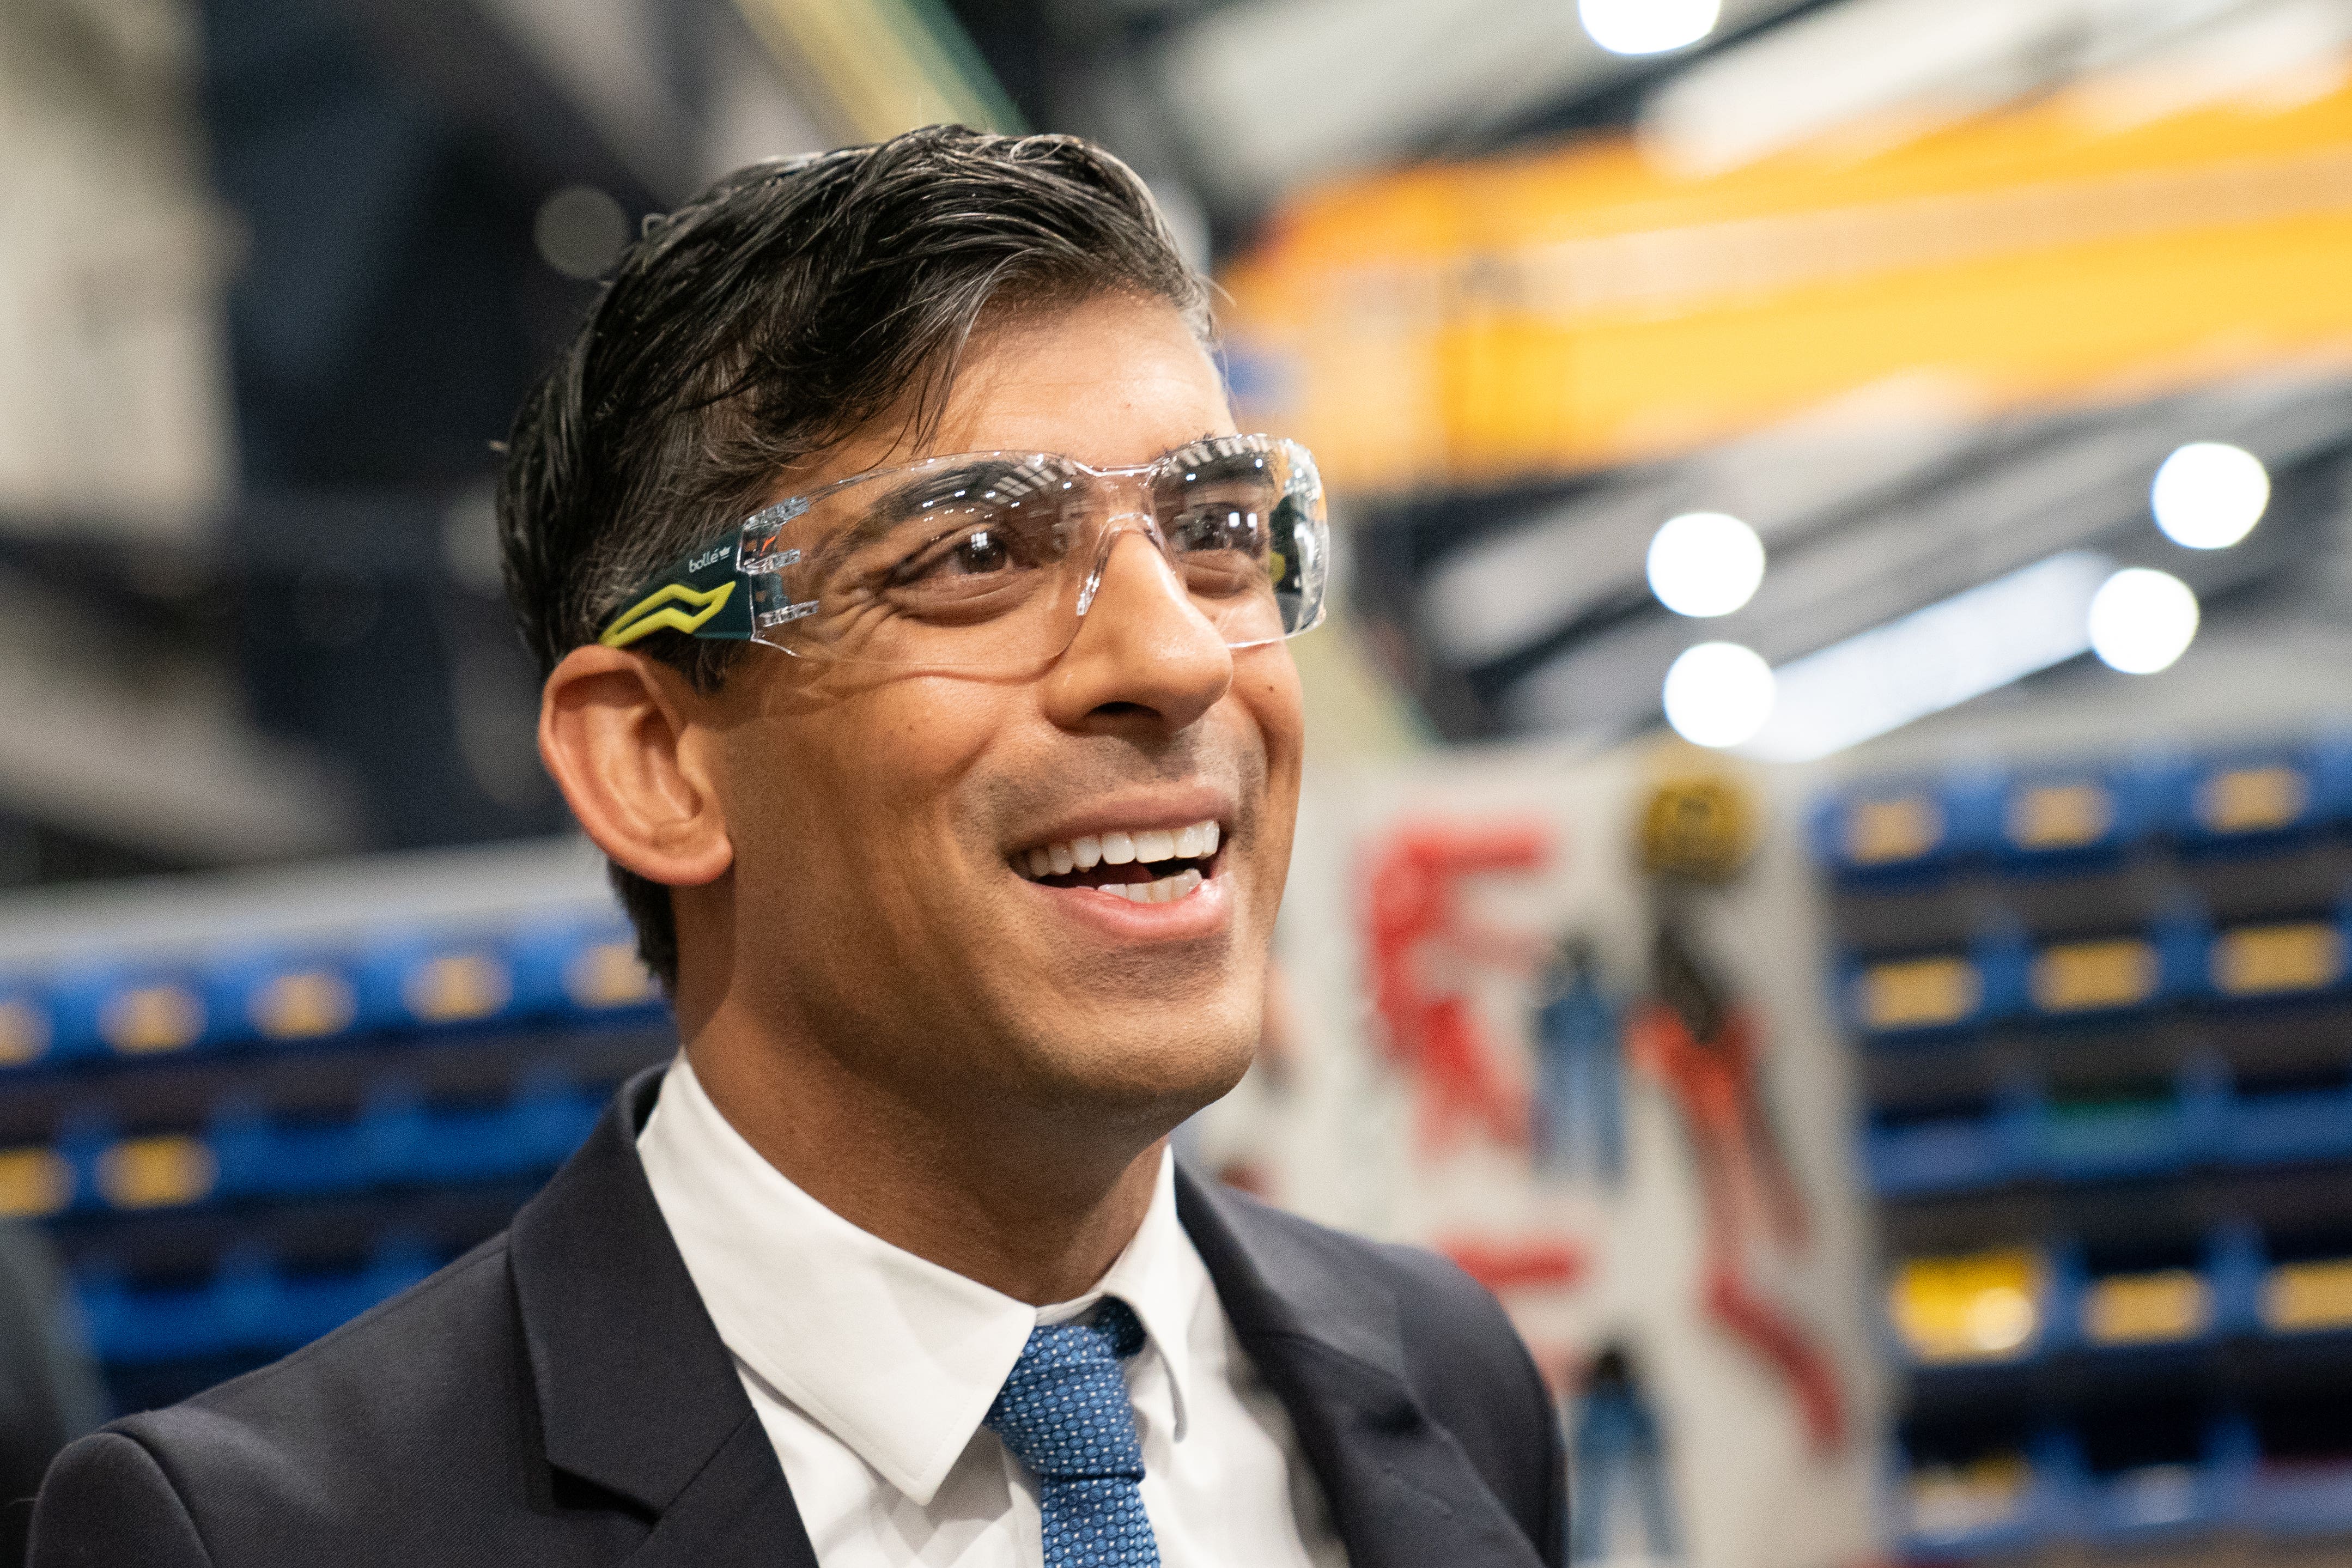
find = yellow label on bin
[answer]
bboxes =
[2086,1269,2210,1345]
[2032,938,2157,1012]
[1847,795,1944,865]
[98,1135,217,1210]
[2198,765,2308,834]
[2008,782,2112,849]
[2213,922,2343,996]
[1861,956,1982,1030]
[565,940,656,1010]
[0,1148,71,1218]
[404,953,512,1023]
[1891,1249,2042,1363]
[2264,1259,2352,1333]
[0,998,47,1067]
[251,970,356,1040]
[99,983,204,1055]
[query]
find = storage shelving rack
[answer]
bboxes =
[1815,741,2352,1564]
[0,841,672,1414]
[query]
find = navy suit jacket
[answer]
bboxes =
[31,1070,1565,1566]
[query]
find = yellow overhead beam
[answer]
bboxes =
[734,0,1021,144]
[1222,68,2352,494]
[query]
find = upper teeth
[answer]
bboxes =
[1021,818,1220,879]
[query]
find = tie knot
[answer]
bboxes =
[984,1299,1148,1481]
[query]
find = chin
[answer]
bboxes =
[1026,1002,1259,1129]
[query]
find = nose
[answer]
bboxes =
[1043,525,1232,733]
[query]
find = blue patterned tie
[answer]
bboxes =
[984,1298,1163,1567]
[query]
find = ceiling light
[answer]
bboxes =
[2150,441,2268,549]
[2088,568,2199,674]
[1739,551,2112,763]
[1579,0,1721,57]
[1646,511,1765,618]
[1663,641,1775,748]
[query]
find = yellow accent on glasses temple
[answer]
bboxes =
[600,581,737,648]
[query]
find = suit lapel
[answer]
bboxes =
[1177,1170,1547,1568]
[512,1073,1541,1566]
[508,1067,817,1568]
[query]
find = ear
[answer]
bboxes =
[539,645,734,888]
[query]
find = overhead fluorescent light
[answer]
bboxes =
[1739,550,2113,762]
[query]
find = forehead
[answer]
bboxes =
[809,293,1235,489]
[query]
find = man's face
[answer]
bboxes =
[698,292,1305,1132]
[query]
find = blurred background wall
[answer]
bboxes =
[14,2,2352,1566]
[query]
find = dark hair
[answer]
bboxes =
[497,126,1210,992]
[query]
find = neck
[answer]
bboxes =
[680,1004,1169,1306]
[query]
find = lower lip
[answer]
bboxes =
[1013,862,1234,939]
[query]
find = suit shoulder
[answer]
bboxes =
[161,1232,518,1431]
[89,1236,537,1557]
[32,1430,211,1567]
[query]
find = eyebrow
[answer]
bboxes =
[811,456,1057,570]
[1160,431,1251,473]
[799,435,1245,571]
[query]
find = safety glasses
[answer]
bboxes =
[597,434,1328,674]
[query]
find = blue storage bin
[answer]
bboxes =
[2173,751,2327,846]
[1845,934,2028,1042]
[1900,1431,2078,1557]
[507,918,660,1020]
[0,975,54,1073]
[80,1263,227,1365]
[1866,1116,2005,1197]
[1815,777,1972,880]
[2080,1420,2252,1546]
[2207,1225,2266,1338]
[411,1097,546,1184]
[273,1242,437,1345]
[2025,915,2206,1020]
[355,1079,433,1184]
[1865,1089,2033,1197]
[2223,1073,2352,1167]
[90,1128,220,1213]
[353,931,520,1034]
[46,962,210,1063]
[2311,734,2352,827]
[2245,1457,2352,1535]
[79,1241,447,1366]
[48,1118,113,1215]
[2063,1229,2244,1353]
[1993,763,2170,866]
[2202,909,2352,1008]
[204,946,361,1049]
[209,1098,372,1200]
[357,1073,596,1189]
[502,1069,603,1168]
[2032,1065,2223,1183]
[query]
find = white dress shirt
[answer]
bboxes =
[636,1054,1350,1568]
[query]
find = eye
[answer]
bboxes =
[942,527,1010,576]
[883,509,1062,596]
[1173,504,1267,555]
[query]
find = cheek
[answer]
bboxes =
[788,682,1015,867]
[1241,655,1306,790]
[1232,655,1305,889]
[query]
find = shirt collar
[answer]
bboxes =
[635,1053,1201,1505]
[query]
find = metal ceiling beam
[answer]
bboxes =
[0,570,357,865]
[1149,0,1813,205]
[328,0,708,208]
[1486,372,2352,744]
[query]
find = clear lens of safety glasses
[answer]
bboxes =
[725,434,1328,673]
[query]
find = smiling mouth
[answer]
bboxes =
[1012,819,1224,904]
